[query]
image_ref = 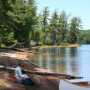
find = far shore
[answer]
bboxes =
[32,44,80,49]
[0,44,80,60]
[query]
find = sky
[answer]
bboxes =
[36,0,90,29]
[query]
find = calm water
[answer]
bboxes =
[31,45,90,81]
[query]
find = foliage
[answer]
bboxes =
[79,30,90,44]
[0,0,16,47]
[49,11,59,45]
[0,0,90,48]
[0,0,37,48]
[68,17,81,43]
[58,11,68,43]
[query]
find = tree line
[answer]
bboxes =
[0,0,90,48]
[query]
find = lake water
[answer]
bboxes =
[31,45,90,81]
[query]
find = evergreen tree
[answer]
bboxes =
[11,0,37,47]
[68,17,81,43]
[0,0,15,47]
[50,11,59,45]
[42,7,49,44]
[58,11,68,43]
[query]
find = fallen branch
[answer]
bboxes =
[0,65,83,79]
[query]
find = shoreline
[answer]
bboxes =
[33,44,80,49]
[0,45,90,90]
[0,44,80,60]
[0,56,59,90]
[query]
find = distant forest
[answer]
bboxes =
[0,0,90,48]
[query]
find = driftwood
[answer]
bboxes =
[0,65,83,80]
[25,70,83,79]
[0,47,25,52]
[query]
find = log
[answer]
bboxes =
[25,70,83,79]
[0,47,25,52]
[0,65,83,79]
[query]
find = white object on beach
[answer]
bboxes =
[59,80,90,90]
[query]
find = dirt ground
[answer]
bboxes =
[0,55,59,90]
[0,71,59,90]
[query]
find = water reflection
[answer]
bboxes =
[65,48,79,75]
[30,45,90,81]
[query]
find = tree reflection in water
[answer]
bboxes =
[30,45,90,81]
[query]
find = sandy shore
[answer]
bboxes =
[0,54,59,90]
[39,44,80,49]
